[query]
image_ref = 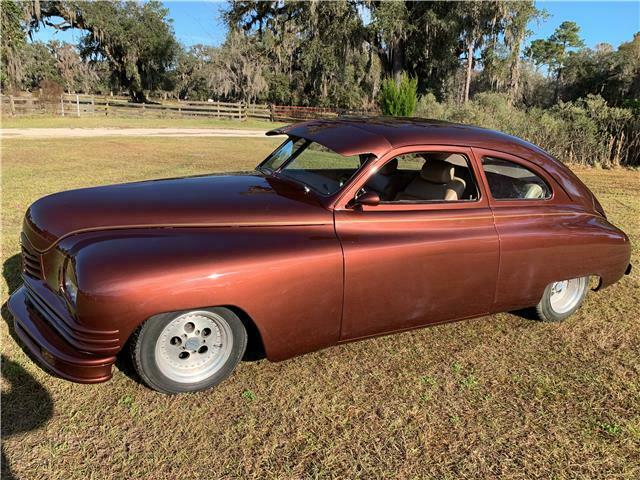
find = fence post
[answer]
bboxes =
[269,104,274,122]
[76,94,80,117]
[238,101,243,121]
[9,95,15,117]
[91,95,95,115]
[60,95,65,117]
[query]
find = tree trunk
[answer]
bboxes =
[463,40,474,103]
[508,53,521,105]
[131,88,147,103]
[553,66,562,103]
[391,40,404,84]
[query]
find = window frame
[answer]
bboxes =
[258,137,306,173]
[334,145,489,212]
[473,148,557,205]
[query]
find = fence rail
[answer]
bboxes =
[1,93,378,122]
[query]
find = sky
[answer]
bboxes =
[32,0,640,51]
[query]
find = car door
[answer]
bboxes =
[472,147,582,312]
[333,145,500,341]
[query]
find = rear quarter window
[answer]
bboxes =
[481,156,552,200]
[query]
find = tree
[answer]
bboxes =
[559,33,640,106]
[20,42,60,90]
[207,30,269,103]
[223,1,468,106]
[502,1,544,104]
[459,1,505,103]
[173,45,215,100]
[549,21,585,100]
[25,1,179,101]
[610,33,640,104]
[223,0,377,107]
[1,0,27,91]
[49,41,98,93]
[369,1,410,84]
[372,1,463,99]
[525,21,584,102]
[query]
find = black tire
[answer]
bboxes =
[130,307,247,394]
[535,276,589,322]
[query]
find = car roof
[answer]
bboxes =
[267,117,553,165]
[267,117,598,212]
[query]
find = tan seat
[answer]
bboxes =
[365,158,399,200]
[523,183,544,199]
[395,159,466,202]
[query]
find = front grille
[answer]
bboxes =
[21,243,43,280]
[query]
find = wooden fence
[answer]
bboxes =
[1,93,377,122]
[270,104,378,121]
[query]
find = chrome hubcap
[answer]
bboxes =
[155,311,233,383]
[549,277,586,314]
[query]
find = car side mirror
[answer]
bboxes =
[354,191,380,207]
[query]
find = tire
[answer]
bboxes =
[130,307,247,394]
[535,276,589,322]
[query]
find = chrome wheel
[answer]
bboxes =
[549,277,587,314]
[154,310,233,383]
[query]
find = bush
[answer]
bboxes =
[414,93,639,167]
[379,73,418,116]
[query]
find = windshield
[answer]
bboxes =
[260,138,364,196]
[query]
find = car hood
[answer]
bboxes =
[24,173,332,252]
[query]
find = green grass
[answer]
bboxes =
[1,137,639,479]
[0,115,284,130]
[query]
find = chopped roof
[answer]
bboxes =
[267,117,599,212]
[266,117,552,164]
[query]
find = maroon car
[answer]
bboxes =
[9,118,631,394]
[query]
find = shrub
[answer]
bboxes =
[414,93,639,167]
[416,93,445,119]
[379,73,418,116]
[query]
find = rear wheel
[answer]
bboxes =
[535,276,589,322]
[131,307,247,394]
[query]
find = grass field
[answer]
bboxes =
[1,116,283,130]
[1,136,639,479]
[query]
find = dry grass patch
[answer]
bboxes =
[2,137,639,479]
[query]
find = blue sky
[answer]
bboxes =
[33,1,640,50]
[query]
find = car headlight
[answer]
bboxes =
[62,259,78,305]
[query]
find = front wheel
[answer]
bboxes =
[130,307,247,394]
[535,276,589,322]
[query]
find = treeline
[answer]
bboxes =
[1,1,639,166]
[2,1,638,108]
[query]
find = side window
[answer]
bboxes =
[481,156,552,200]
[365,152,479,203]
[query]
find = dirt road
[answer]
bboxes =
[0,127,272,139]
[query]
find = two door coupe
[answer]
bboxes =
[9,118,631,394]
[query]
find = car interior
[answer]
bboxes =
[364,152,479,202]
[481,157,552,200]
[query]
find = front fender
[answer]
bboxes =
[58,225,344,361]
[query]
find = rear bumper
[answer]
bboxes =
[8,286,116,384]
